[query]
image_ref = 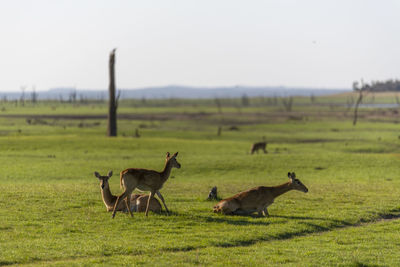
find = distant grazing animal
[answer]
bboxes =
[250,141,267,154]
[94,171,162,213]
[213,172,308,216]
[112,152,181,218]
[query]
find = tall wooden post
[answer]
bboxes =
[107,48,117,136]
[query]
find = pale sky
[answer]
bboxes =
[1,0,399,91]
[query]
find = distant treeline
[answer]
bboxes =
[353,79,400,92]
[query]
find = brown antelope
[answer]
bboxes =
[213,172,308,216]
[94,171,162,213]
[112,152,181,218]
[250,141,267,154]
[132,194,162,212]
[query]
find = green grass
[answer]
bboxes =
[1,96,400,266]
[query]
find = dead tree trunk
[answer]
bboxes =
[353,91,363,126]
[282,97,293,112]
[352,80,368,126]
[217,126,222,136]
[107,49,117,137]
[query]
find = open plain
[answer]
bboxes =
[1,93,400,266]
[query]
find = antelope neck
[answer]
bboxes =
[101,185,117,208]
[271,182,293,199]
[160,159,173,180]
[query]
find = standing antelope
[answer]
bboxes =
[94,171,162,213]
[213,172,308,216]
[112,152,181,218]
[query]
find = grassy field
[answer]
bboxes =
[1,94,400,266]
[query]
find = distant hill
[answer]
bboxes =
[0,86,349,100]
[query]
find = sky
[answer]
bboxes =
[1,0,400,92]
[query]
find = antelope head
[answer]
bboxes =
[288,172,308,193]
[166,152,181,169]
[94,170,113,189]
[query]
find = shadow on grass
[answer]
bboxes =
[350,261,380,267]
[0,261,18,266]
[272,214,352,226]
[213,221,341,248]
[168,211,278,226]
[203,216,277,226]
[212,210,400,248]
[380,207,400,220]
[150,210,275,226]
[209,212,352,226]
[161,245,198,253]
[167,210,356,227]
[166,207,400,223]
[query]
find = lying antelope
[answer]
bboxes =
[213,172,308,216]
[94,171,162,213]
[250,141,267,154]
[112,152,181,218]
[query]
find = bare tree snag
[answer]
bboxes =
[282,97,293,112]
[217,126,222,136]
[135,128,140,138]
[107,48,117,137]
[352,80,369,126]
[20,86,26,107]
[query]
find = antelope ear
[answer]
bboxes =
[173,152,178,157]
[166,152,171,158]
[94,171,101,178]
[287,172,291,178]
[291,172,296,178]
[107,170,113,177]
